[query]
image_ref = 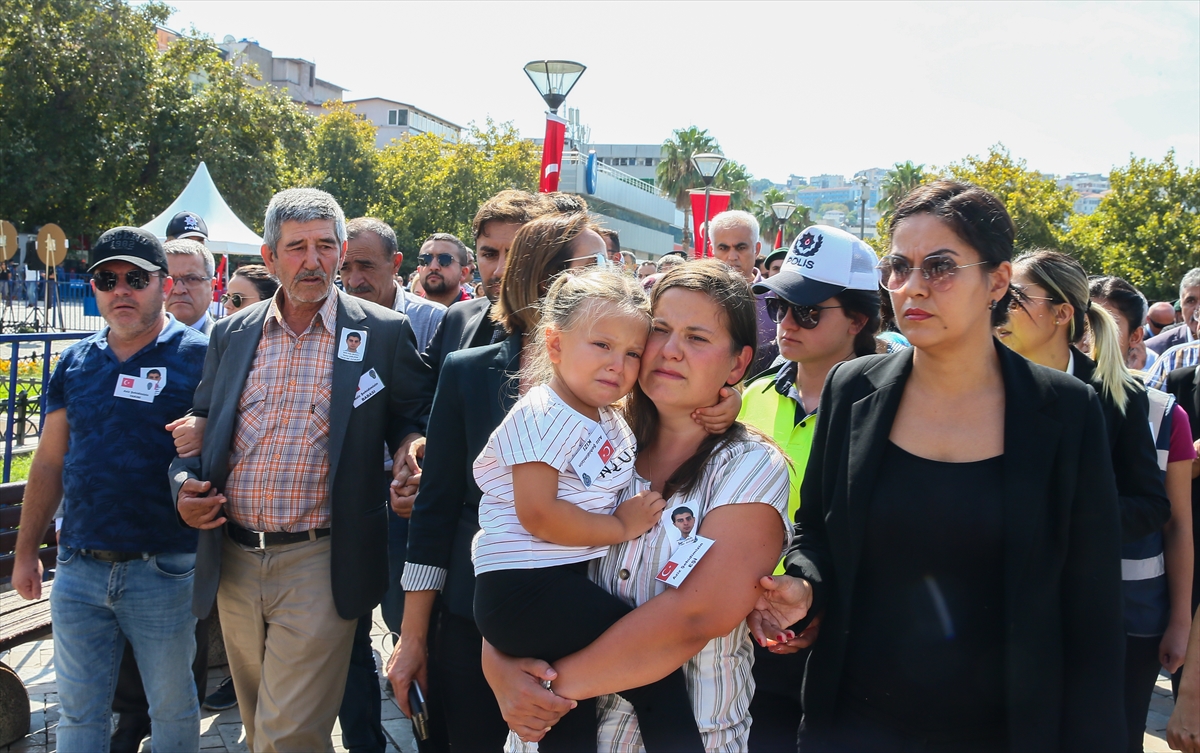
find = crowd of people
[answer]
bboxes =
[8,180,1200,753]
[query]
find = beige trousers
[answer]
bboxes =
[217,535,357,753]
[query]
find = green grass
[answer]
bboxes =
[7,453,32,482]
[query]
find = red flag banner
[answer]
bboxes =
[213,255,227,302]
[539,113,568,193]
[775,227,784,250]
[688,190,732,257]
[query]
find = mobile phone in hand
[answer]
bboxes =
[408,682,430,741]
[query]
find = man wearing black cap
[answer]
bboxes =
[11,227,209,752]
[166,211,209,243]
[764,248,787,279]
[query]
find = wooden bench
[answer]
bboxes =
[0,480,55,747]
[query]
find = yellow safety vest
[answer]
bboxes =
[737,370,816,574]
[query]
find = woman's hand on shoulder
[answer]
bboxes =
[748,574,814,649]
[481,641,576,743]
[691,386,741,434]
[614,490,666,541]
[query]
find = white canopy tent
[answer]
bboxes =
[141,162,264,256]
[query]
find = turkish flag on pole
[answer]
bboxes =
[539,113,568,193]
[775,227,784,250]
[213,255,227,302]
[689,190,732,258]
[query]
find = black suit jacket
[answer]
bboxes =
[1164,364,1200,610]
[424,296,495,372]
[170,291,435,620]
[1146,324,1190,356]
[405,333,520,619]
[1070,346,1170,540]
[786,342,1126,751]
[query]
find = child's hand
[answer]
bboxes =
[166,415,206,458]
[613,490,666,541]
[692,387,741,434]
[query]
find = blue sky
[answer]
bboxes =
[161,0,1200,183]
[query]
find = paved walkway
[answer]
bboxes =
[0,613,1182,752]
[1,607,417,753]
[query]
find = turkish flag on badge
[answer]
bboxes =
[657,560,679,581]
[539,113,567,193]
[121,377,135,388]
[598,440,614,463]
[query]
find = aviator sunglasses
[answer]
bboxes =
[876,254,990,292]
[418,252,459,267]
[92,269,159,292]
[220,292,250,308]
[764,297,844,329]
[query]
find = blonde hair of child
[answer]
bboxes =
[522,266,652,388]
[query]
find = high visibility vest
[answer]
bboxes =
[738,372,816,574]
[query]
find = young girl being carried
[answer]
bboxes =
[472,266,704,753]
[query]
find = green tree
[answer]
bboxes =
[300,101,379,220]
[944,145,1075,252]
[656,126,720,254]
[1066,150,1200,301]
[713,160,753,212]
[754,188,811,249]
[876,161,928,220]
[372,119,539,277]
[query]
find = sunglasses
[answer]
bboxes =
[565,252,611,268]
[876,255,990,292]
[92,269,159,292]
[1007,284,1056,312]
[418,252,459,267]
[764,297,844,328]
[220,292,252,308]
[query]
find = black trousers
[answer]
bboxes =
[1124,635,1164,753]
[422,605,508,753]
[112,615,210,715]
[746,641,807,753]
[339,614,387,753]
[475,563,703,753]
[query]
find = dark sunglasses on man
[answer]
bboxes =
[92,269,160,292]
[764,297,844,329]
[418,252,458,267]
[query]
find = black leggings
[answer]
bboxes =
[1124,635,1164,753]
[475,562,703,753]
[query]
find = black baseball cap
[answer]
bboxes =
[166,211,208,241]
[88,227,169,274]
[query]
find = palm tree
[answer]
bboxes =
[877,161,928,220]
[754,188,812,249]
[713,160,753,211]
[657,126,720,254]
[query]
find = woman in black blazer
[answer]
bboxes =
[754,181,1126,751]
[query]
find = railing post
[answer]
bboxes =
[15,390,27,445]
[4,340,19,483]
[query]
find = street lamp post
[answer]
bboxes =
[855,175,869,239]
[691,152,727,256]
[770,201,797,249]
[523,60,587,114]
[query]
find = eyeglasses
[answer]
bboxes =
[92,269,160,292]
[418,253,459,268]
[565,253,611,268]
[1007,284,1056,312]
[220,292,252,308]
[169,274,212,288]
[876,255,991,292]
[764,297,844,329]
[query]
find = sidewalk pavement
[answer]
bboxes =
[1,607,418,753]
[0,612,1182,752]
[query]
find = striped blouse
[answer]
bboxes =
[510,437,791,753]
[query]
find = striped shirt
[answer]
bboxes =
[225,290,338,532]
[510,438,791,753]
[472,384,637,574]
[1145,341,1200,390]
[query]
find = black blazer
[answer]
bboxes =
[170,291,435,620]
[424,296,494,372]
[1070,346,1170,540]
[405,333,520,619]
[1164,364,1200,610]
[786,342,1126,751]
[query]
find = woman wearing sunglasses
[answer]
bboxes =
[221,264,279,314]
[752,180,1126,750]
[998,253,1179,752]
[736,225,881,752]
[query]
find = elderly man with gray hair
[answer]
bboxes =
[170,188,435,752]
[708,209,779,374]
[164,238,217,335]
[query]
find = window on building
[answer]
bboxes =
[644,158,654,166]
[308,66,314,88]
[388,110,397,125]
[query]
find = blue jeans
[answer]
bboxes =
[50,546,200,753]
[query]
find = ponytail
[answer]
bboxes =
[1083,299,1139,415]
[1014,250,1139,415]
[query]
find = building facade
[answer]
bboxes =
[344,97,461,146]
[217,37,344,114]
